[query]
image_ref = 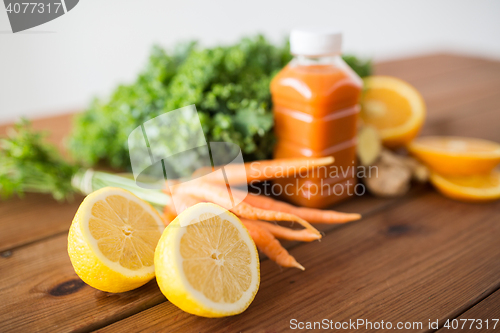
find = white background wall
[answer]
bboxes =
[1,0,499,124]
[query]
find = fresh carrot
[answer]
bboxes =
[162,209,177,226]
[172,181,321,236]
[210,185,361,224]
[162,193,311,269]
[162,193,177,226]
[242,221,304,270]
[192,157,334,185]
[241,218,320,242]
[169,193,321,241]
[241,191,361,224]
[174,193,200,214]
[162,192,201,222]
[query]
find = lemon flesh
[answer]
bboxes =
[68,187,164,293]
[155,203,260,317]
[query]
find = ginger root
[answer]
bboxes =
[357,125,429,197]
[362,149,429,197]
[364,149,412,197]
[401,156,430,183]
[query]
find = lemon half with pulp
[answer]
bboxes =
[155,202,260,317]
[68,187,165,293]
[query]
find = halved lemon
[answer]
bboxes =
[155,202,260,317]
[430,171,500,202]
[68,187,164,293]
[361,76,426,148]
[409,136,500,176]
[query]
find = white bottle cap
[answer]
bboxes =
[290,28,342,56]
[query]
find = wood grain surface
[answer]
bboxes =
[0,54,499,332]
[101,192,500,333]
[436,290,500,332]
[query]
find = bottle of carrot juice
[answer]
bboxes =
[270,28,362,208]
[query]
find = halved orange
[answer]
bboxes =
[360,76,426,148]
[409,136,500,176]
[430,171,500,202]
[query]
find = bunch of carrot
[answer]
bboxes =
[162,157,361,270]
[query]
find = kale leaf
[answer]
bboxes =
[69,35,371,170]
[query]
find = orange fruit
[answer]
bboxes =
[409,136,500,176]
[360,76,426,148]
[430,171,500,202]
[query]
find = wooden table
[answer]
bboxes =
[1,54,499,332]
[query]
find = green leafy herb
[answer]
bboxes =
[0,120,171,207]
[0,119,79,201]
[0,38,372,202]
[343,55,372,78]
[69,35,371,171]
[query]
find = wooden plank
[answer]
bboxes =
[99,192,500,333]
[0,55,496,253]
[0,114,81,252]
[3,99,496,254]
[425,91,500,127]
[375,54,500,126]
[374,53,492,82]
[0,97,425,333]
[412,62,500,119]
[436,289,500,332]
[0,233,166,333]
[0,191,411,333]
[0,172,406,255]
[0,55,499,333]
[263,187,428,261]
[0,193,83,253]
[423,106,500,142]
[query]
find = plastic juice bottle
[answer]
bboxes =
[270,28,362,208]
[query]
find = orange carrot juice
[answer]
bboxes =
[271,29,362,208]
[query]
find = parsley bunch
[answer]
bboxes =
[0,120,78,201]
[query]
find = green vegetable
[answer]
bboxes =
[1,36,372,201]
[1,41,373,202]
[0,119,78,201]
[0,120,170,209]
[69,35,371,171]
[72,169,170,212]
[343,55,372,78]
